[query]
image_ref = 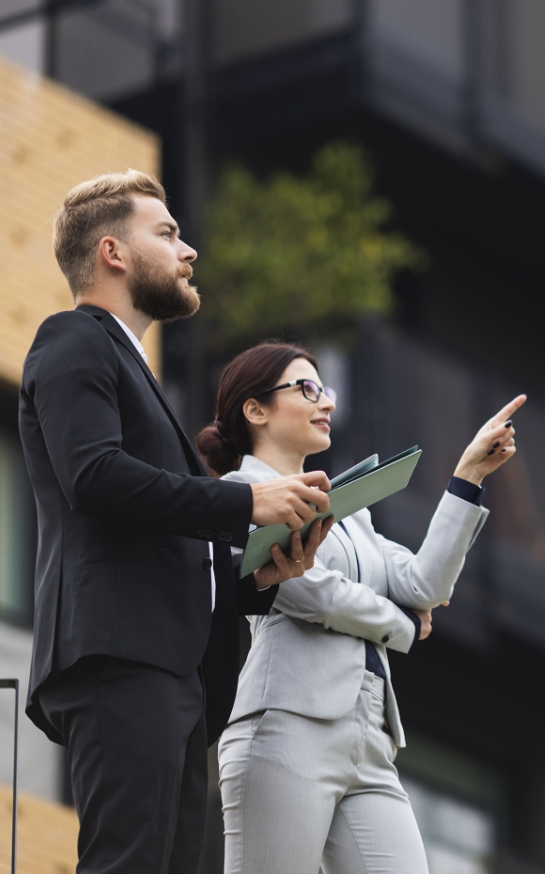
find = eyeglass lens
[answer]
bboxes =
[302,380,337,404]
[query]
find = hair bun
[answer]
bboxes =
[196,421,241,477]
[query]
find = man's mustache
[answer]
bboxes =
[179,264,194,280]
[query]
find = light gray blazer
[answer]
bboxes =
[223,455,489,746]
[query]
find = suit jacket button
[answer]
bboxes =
[217,531,225,541]
[381,635,390,643]
[224,533,233,543]
[202,558,213,570]
[205,529,213,539]
[197,528,205,538]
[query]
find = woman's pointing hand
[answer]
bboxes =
[453,394,527,485]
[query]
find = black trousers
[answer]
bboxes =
[39,656,208,874]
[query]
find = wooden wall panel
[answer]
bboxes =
[0,783,78,873]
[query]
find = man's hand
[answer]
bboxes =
[250,472,331,530]
[253,516,335,589]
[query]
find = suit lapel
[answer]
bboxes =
[76,305,206,477]
[334,520,361,584]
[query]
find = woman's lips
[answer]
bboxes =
[311,419,330,432]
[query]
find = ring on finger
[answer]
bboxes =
[290,557,304,563]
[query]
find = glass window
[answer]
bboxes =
[368,0,464,83]
[0,428,34,626]
[0,1,43,18]
[212,0,354,64]
[54,0,155,102]
[505,0,545,135]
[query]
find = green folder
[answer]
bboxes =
[240,446,422,577]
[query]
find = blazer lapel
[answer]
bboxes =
[76,305,205,477]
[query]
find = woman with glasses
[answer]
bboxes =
[196,341,524,874]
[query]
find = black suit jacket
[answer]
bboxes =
[19,305,276,746]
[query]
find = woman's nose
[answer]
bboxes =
[319,393,336,412]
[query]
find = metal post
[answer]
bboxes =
[462,0,483,145]
[0,679,19,874]
[183,0,211,248]
[44,0,58,79]
[353,0,370,107]
[180,0,212,435]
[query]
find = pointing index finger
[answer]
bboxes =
[490,394,527,426]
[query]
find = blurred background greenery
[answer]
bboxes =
[199,142,425,347]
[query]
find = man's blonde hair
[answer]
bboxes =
[53,169,167,297]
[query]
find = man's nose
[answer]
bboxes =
[178,241,197,262]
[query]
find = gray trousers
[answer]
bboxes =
[218,673,429,874]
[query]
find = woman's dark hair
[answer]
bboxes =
[196,341,318,476]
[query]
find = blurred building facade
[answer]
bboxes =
[1,2,545,873]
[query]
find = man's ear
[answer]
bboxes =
[242,397,269,427]
[98,236,127,274]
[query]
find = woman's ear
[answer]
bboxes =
[243,397,269,428]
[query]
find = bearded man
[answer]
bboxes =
[19,171,332,874]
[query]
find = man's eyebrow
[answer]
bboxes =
[158,221,180,235]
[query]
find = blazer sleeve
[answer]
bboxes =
[22,312,253,547]
[234,559,278,616]
[376,490,489,609]
[273,559,417,653]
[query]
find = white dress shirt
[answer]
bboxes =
[112,314,216,611]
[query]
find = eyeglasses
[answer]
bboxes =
[259,378,337,405]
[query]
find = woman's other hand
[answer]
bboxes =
[413,608,433,640]
[413,601,449,641]
[253,515,335,589]
[453,394,527,486]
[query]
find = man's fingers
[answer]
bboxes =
[296,483,330,515]
[283,484,330,528]
[285,498,318,530]
[250,474,330,528]
[300,470,331,492]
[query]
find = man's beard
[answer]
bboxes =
[127,255,201,322]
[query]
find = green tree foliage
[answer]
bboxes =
[198,142,426,345]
